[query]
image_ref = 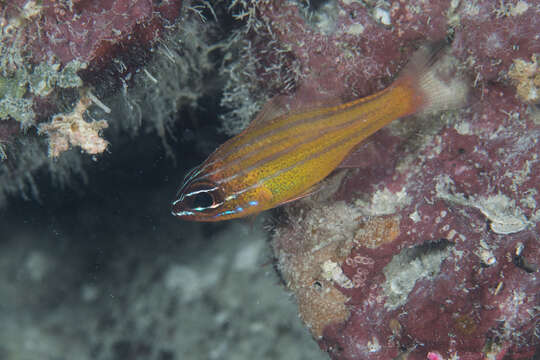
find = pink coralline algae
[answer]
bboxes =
[453,0,540,83]
[0,0,182,156]
[247,0,450,103]
[263,1,539,359]
[3,0,182,67]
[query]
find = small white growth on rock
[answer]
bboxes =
[358,187,411,216]
[307,1,339,35]
[346,23,365,35]
[508,55,540,104]
[321,260,354,289]
[454,121,472,135]
[409,209,421,223]
[515,242,524,256]
[382,242,451,309]
[511,1,530,16]
[495,0,530,17]
[21,0,42,19]
[477,194,529,234]
[498,289,525,326]
[520,189,537,210]
[447,0,461,27]
[435,175,529,235]
[463,2,480,17]
[373,8,391,25]
[476,240,497,266]
[38,95,109,158]
[367,336,381,352]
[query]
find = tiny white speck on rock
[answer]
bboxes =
[346,23,365,35]
[321,260,354,289]
[373,8,391,26]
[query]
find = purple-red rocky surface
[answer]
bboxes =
[263,1,540,359]
[3,0,182,67]
[0,0,183,135]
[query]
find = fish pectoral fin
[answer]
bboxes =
[276,184,322,207]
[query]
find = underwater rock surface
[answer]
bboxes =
[0,0,222,206]
[265,0,540,359]
[2,0,183,66]
[0,0,183,129]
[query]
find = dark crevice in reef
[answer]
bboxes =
[401,238,454,263]
[513,254,537,274]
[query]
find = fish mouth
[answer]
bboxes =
[170,198,193,217]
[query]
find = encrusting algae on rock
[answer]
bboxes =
[243,1,540,358]
[38,94,109,158]
[508,54,540,105]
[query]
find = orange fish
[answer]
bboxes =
[172,45,467,221]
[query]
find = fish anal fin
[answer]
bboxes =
[337,140,380,169]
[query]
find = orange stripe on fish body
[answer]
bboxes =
[172,44,468,221]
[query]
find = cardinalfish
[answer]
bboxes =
[172,44,467,221]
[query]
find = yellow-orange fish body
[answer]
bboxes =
[172,46,466,221]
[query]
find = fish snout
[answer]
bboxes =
[171,180,224,221]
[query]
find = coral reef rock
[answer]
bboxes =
[266,0,539,359]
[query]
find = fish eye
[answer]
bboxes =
[189,191,215,209]
[182,181,223,211]
[172,178,226,218]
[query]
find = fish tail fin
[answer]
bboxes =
[395,42,469,114]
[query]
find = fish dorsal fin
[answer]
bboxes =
[248,95,291,127]
[249,84,345,128]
